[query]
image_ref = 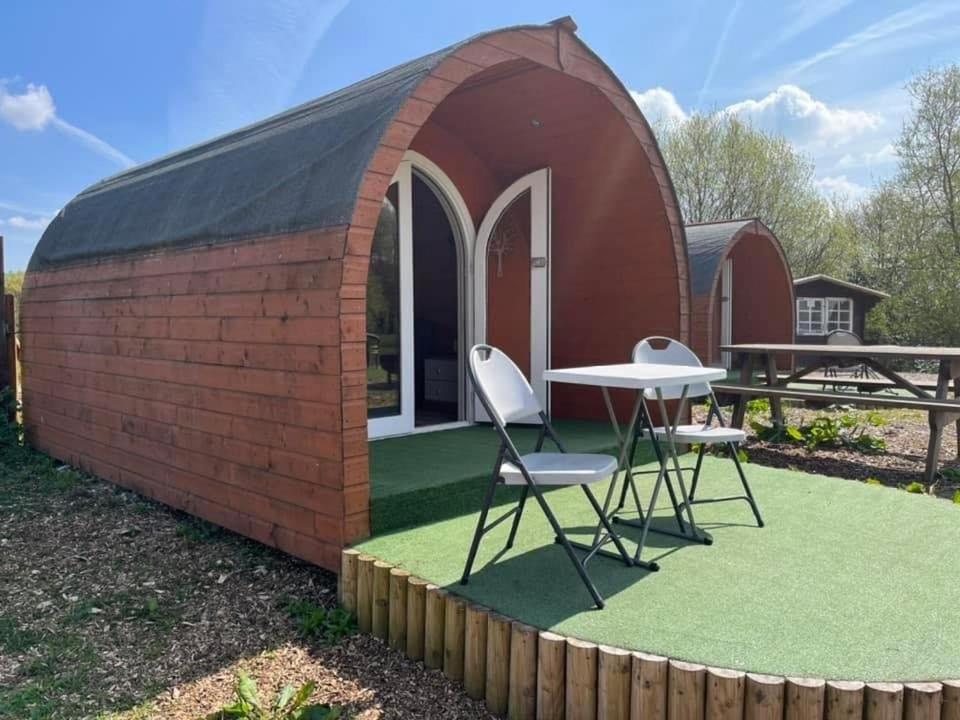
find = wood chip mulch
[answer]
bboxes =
[0,468,494,720]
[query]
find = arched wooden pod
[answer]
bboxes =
[706,667,745,720]
[355,554,375,634]
[444,594,467,682]
[942,681,960,720]
[464,605,489,701]
[405,577,428,661]
[825,680,865,720]
[745,673,785,720]
[566,638,598,720]
[486,613,512,716]
[903,683,942,720]
[865,682,904,720]
[371,560,392,640]
[537,631,566,720]
[631,652,668,720]
[508,622,538,720]
[598,645,632,720]
[339,548,360,614]
[669,660,706,720]
[387,567,409,651]
[786,677,826,720]
[424,584,447,670]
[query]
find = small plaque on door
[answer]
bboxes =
[531,256,547,268]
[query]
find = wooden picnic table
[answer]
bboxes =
[719,343,960,483]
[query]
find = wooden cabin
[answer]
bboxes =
[686,219,795,368]
[20,18,690,569]
[793,274,889,344]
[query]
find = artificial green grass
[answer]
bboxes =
[356,456,960,681]
[369,420,652,532]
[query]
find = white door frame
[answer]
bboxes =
[720,257,733,369]
[367,152,476,439]
[474,168,552,418]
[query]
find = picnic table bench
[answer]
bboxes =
[719,343,960,483]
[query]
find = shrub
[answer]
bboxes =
[285,600,356,644]
[206,672,341,720]
[905,482,925,494]
[953,491,960,505]
[750,411,886,454]
[865,478,884,486]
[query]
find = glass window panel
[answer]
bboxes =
[367,184,402,418]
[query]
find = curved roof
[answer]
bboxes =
[685,218,786,296]
[29,21,567,272]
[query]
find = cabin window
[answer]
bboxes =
[825,297,853,333]
[796,297,824,335]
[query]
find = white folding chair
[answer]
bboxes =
[462,345,632,609]
[615,337,763,529]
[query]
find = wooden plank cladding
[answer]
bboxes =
[21,230,356,572]
[342,549,960,720]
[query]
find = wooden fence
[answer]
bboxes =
[340,549,960,720]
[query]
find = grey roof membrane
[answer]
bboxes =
[29,24,553,271]
[685,218,759,297]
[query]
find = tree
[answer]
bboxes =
[853,65,960,346]
[659,113,851,277]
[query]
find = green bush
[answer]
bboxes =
[206,672,340,720]
[905,482,925,494]
[750,411,886,454]
[953,490,960,505]
[285,600,356,644]
[865,478,884,486]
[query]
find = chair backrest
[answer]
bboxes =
[826,329,862,346]
[468,345,542,428]
[631,336,712,400]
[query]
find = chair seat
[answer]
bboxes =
[649,424,746,443]
[501,452,618,486]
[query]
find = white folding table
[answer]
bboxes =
[544,363,727,570]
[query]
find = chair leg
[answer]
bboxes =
[527,482,606,609]
[581,485,633,567]
[689,444,707,501]
[729,442,763,527]
[506,486,528,549]
[461,450,505,585]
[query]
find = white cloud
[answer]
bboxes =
[814,175,870,199]
[722,85,881,147]
[835,143,897,169]
[0,215,50,231]
[0,81,134,167]
[631,88,688,127]
[0,83,55,131]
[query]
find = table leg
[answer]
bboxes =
[630,386,713,567]
[764,353,784,427]
[925,360,953,484]
[731,353,755,429]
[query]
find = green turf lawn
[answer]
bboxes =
[356,455,960,681]
[368,420,648,532]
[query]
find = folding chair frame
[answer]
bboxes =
[613,391,763,534]
[462,351,632,610]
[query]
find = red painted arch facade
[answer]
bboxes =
[21,20,690,569]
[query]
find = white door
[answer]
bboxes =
[367,161,415,438]
[474,168,552,421]
[720,257,733,369]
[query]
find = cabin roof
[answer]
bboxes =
[29,20,567,272]
[793,274,890,298]
[684,218,767,296]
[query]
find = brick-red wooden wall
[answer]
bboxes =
[21,228,364,571]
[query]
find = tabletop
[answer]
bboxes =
[721,343,960,360]
[544,363,726,390]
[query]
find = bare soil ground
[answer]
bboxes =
[0,439,494,720]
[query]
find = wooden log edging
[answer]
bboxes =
[339,549,959,720]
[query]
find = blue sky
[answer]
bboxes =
[2,0,959,270]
